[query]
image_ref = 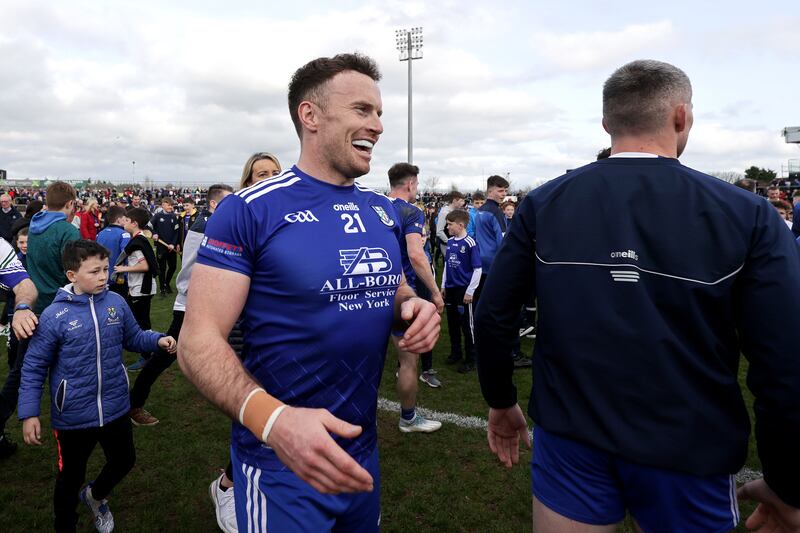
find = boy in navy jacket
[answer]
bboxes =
[18,240,176,533]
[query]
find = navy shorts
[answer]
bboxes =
[232,446,381,533]
[531,426,739,533]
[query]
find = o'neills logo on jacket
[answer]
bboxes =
[610,250,639,261]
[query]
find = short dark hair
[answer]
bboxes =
[446,190,465,203]
[288,53,382,138]
[46,182,77,210]
[25,200,44,218]
[603,59,692,136]
[793,189,800,198]
[388,163,419,188]
[472,192,486,202]
[17,226,29,237]
[106,205,126,224]
[126,207,150,229]
[207,184,234,205]
[487,175,509,189]
[445,209,470,226]
[62,240,109,272]
[160,196,175,206]
[183,197,195,204]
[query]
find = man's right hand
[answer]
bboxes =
[22,417,42,445]
[267,406,374,495]
[737,478,800,532]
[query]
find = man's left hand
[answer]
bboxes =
[12,309,38,339]
[397,297,440,353]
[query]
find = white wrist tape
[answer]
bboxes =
[261,405,288,444]
[238,387,266,426]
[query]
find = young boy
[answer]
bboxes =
[115,208,159,372]
[18,240,176,533]
[441,209,482,373]
[96,206,131,297]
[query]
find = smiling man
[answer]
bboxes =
[178,53,440,532]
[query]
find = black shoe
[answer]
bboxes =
[0,432,18,459]
[457,362,475,374]
[445,354,462,365]
[513,355,532,368]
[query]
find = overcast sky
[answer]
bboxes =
[1,0,798,190]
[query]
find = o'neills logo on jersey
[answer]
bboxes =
[320,247,401,294]
[610,249,639,261]
[333,202,360,212]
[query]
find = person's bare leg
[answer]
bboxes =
[392,336,418,412]
[533,495,619,533]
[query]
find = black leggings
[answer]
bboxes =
[156,246,177,291]
[129,311,184,409]
[53,415,135,532]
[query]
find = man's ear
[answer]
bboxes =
[297,101,320,134]
[674,103,689,133]
[66,269,77,283]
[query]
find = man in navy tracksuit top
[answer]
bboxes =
[475,60,800,533]
[18,240,176,533]
[149,197,180,295]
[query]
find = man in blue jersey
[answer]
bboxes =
[475,59,800,533]
[178,53,440,532]
[386,162,443,431]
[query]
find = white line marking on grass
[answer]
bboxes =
[377,397,762,484]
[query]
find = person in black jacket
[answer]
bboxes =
[0,194,22,243]
[475,59,800,533]
[149,197,180,296]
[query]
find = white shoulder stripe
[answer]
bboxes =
[355,183,390,199]
[466,236,477,247]
[236,170,296,199]
[534,252,744,286]
[244,177,301,204]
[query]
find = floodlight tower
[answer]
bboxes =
[396,27,423,164]
[783,127,800,180]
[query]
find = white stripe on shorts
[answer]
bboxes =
[729,474,739,526]
[242,462,268,532]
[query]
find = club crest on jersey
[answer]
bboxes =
[371,206,394,227]
[107,307,117,319]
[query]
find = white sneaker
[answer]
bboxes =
[80,485,114,533]
[209,474,238,533]
[398,414,442,433]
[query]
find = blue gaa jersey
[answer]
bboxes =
[444,235,481,288]
[389,197,425,290]
[197,166,403,471]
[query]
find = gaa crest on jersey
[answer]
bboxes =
[107,306,117,319]
[371,206,394,227]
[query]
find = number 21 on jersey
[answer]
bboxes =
[341,213,367,233]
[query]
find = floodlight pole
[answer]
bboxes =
[396,27,423,164]
[407,36,413,164]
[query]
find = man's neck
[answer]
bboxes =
[388,190,411,202]
[453,231,468,239]
[297,150,357,187]
[610,135,677,158]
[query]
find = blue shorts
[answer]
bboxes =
[231,446,381,533]
[531,427,739,533]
